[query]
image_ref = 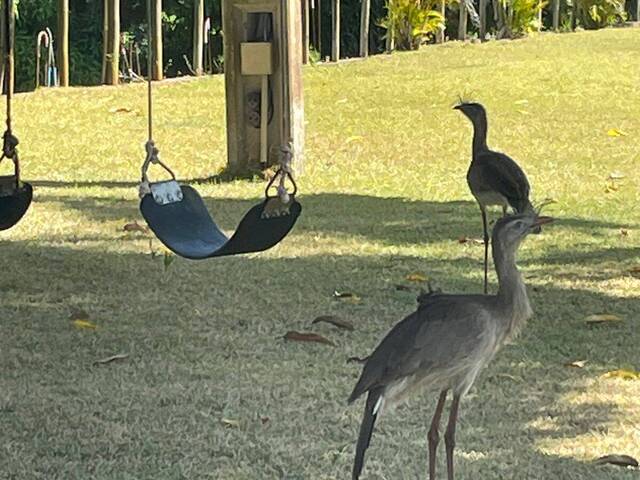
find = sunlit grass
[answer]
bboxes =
[1,29,639,478]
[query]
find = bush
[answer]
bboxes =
[576,0,627,28]
[380,0,444,50]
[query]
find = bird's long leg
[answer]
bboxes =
[445,394,461,480]
[481,207,489,294]
[428,390,448,480]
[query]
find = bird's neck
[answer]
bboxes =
[493,244,533,337]
[470,115,489,157]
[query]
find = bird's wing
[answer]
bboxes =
[476,151,531,212]
[349,296,492,402]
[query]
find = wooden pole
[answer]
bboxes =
[101,0,108,82]
[151,0,163,80]
[193,0,204,75]
[0,1,5,93]
[458,2,467,40]
[552,0,560,30]
[479,0,487,40]
[103,0,119,85]
[359,0,370,57]
[635,0,639,21]
[435,0,446,43]
[302,0,310,63]
[58,0,69,86]
[331,0,339,61]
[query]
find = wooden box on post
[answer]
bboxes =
[222,0,304,176]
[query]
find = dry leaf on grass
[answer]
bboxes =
[609,171,625,180]
[565,360,587,368]
[312,315,354,331]
[221,418,240,428]
[601,369,640,381]
[123,222,149,233]
[406,273,428,283]
[73,319,97,330]
[585,314,622,325]
[594,454,639,468]
[283,331,335,347]
[347,356,369,364]
[395,284,412,291]
[606,128,627,137]
[94,353,129,365]
[333,290,362,304]
[458,236,484,245]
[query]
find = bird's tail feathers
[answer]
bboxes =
[353,388,383,480]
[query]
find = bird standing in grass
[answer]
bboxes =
[348,213,552,480]
[454,102,536,294]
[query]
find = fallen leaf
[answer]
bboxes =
[221,418,240,428]
[394,284,412,291]
[594,454,639,468]
[458,236,484,245]
[109,107,134,114]
[312,315,354,331]
[93,353,129,365]
[601,369,640,381]
[514,99,529,105]
[73,319,97,330]
[283,331,335,346]
[585,314,623,325]
[606,128,627,137]
[333,290,362,303]
[608,171,625,180]
[565,360,587,368]
[517,109,529,115]
[620,229,629,237]
[406,273,428,283]
[345,135,364,144]
[260,416,270,425]
[123,222,149,233]
[604,182,619,193]
[347,355,369,364]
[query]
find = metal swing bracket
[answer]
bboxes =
[139,140,183,205]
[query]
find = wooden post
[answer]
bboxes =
[193,0,204,75]
[479,0,487,40]
[435,0,446,43]
[0,1,5,93]
[58,0,69,86]
[458,2,467,40]
[359,0,370,57]
[571,0,577,30]
[302,0,310,63]
[635,0,639,21]
[315,0,322,56]
[151,0,163,80]
[331,0,339,61]
[552,0,560,30]
[103,0,119,85]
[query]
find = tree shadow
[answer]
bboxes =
[0,238,638,478]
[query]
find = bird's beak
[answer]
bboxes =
[453,104,461,110]
[529,216,553,233]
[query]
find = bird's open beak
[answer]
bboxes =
[453,104,461,110]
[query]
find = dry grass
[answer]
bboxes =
[1,29,639,479]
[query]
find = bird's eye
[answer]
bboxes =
[514,221,524,230]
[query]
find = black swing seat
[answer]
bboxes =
[0,175,32,231]
[140,182,301,259]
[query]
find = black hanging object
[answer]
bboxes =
[140,183,301,260]
[0,0,32,232]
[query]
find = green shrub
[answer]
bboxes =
[380,0,445,50]
[576,0,627,28]
[497,0,546,38]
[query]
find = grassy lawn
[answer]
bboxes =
[1,28,639,479]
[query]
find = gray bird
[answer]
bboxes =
[454,102,535,294]
[348,213,552,480]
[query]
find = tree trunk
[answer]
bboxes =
[479,0,487,40]
[103,0,119,85]
[552,0,560,30]
[331,0,340,61]
[302,0,310,63]
[635,0,639,21]
[314,0,322,56]
[359,0,370,56]
[151,0,163,80]
[0,1,5,93]
[436,0,446,43]
[458,2,468,40]
[58,0,69,86]
[192,0,204,75]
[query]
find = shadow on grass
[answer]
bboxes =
[0,236,638,478]
[30,192,638,249]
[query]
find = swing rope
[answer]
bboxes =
[1,0,20,189]
[139,0,175,197]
